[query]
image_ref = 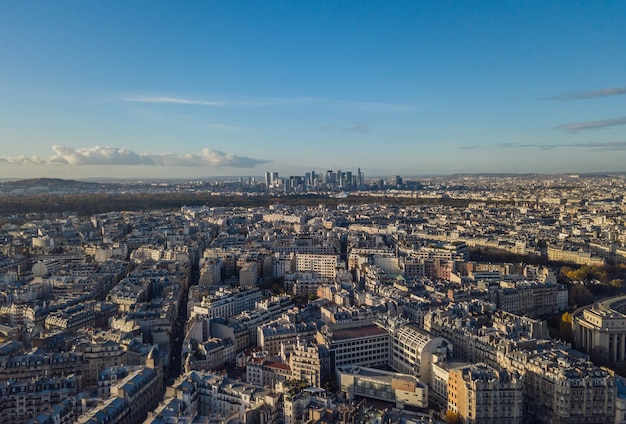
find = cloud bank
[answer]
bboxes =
[555,116,626,133]
[544,87,626,101]
[0,145,268,168]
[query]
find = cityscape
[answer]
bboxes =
[1,1,626,424]
[0,172,625,423]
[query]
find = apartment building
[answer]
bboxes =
[448,363,523,424]
[295,253,339,278]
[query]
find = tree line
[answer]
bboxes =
[0,192,481,217]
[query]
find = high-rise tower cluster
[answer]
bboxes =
[264,168,364,192]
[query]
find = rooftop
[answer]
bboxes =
[331,324,388,341]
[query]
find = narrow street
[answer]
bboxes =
[167,265,198,383]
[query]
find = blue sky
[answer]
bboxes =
[1,1,625,179]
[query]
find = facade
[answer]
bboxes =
[289,339,328,388]
[295,253,339,278]
[198,257,222,286]
[247,357,292,389]
[150,371,280,423]
[390,322,451,385]
[518,349,615,424]
[283,387,347,424]
[285,271,333,296]
[239,261,259,288]
[337,365,428,408]
[191,287,262,320]
[78,348,163,424]
[317,324,391,371]
[495,281,568,316]
[0,351,85,383]
[448,363,523,424]
[82,339,127,388]
[44,304,96,333]
[0,375,80,424]
[258,320,317,356]
[184,338,226,373]
[572,295,626,362]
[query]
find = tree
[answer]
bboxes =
[444,410,462,424]
[559,312,573,342]
[567,265,592,282]
[569,284,593,307]
[610,279,625,288]
[561,311,572,323]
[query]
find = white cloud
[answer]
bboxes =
[123,96,225,106]
[0,145,268,168]
[48,145,156,166]
[124,95,414,112]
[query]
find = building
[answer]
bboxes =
[390,321,451,385]
[283,387,352,424]
[448,363,523,424]
[289,339,328,388]
[258,320,317,356]
[317,323,390,371]
[150,371,280,423]
[285,271,333,296]
[572,295,626,362]
[0,351,85,383]
[191,287,262,320]
[78,348,163,424]
[239,262,258,287]
[295,253,339,278]
[337,365,428,408]
[511,349,616,424]
[246,352,292,389]
[0,375,81,424]
[81,339,127,388]
[183,338,226,373]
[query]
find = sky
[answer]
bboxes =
[1,1,625,180]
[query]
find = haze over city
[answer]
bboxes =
[1,1,625,179]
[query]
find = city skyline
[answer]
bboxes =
[1,1,625,179]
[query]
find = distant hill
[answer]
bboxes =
[0,178,107,190]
